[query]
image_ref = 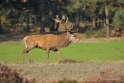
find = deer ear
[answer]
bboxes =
[67,31,73,35]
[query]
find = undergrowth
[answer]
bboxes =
[85,28,106,38]
[0,63,35,83]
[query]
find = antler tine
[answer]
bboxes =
[68,23,78,33]
[65,17,68,23]
[65,16,69,31]
[69,23,73,30]
[61,15,69,31]
[68,23,74,32]
[62,24,68,31]
[75,28,79,32]
[52,15,61,23]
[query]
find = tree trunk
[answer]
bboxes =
[40,22,45,33]
[105,5,110,37]
[40,13,45,33]
[10,5,14,34]
[0,16,3,34]
[75,9,80,28]
[26,5,31,34]
[96,16,100,28]
[92,18,96,28]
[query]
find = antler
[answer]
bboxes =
[68,23,78,33]
[52,15,78,33]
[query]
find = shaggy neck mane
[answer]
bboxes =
[55,33,71,48]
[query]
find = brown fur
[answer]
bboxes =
[22,32,79,63]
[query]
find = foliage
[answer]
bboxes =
[113,9,124,28]
[94,28,106,38]
[117,0,124,3]
[0,0,124,35]
[1,15,9,25]
[84,29,93,38]
[84,28,106,38]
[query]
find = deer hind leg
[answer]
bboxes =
[22,40,36,63]
[22,48,32,63]
[53,49,62,62]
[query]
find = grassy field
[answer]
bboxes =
[0,40,124,63]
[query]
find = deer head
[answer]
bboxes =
[67,32,80,42]
[66,23,80,42]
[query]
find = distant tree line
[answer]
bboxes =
[0,0,124,37]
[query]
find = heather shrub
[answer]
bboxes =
[0,64,35,83]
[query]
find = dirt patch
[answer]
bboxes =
[59,59,78,63]
[6,62,124,83]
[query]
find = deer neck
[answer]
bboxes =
[57,33,71,48]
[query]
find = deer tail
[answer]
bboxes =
[23,36,29,48]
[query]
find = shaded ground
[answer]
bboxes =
[0,34,24,42]
[1,34,124,42]
[6,61,124,83]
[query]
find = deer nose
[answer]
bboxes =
[78,39,80,42]
[76,38,80,42]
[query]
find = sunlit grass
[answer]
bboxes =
[0,41,124,63]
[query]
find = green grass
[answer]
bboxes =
[0,41,124,63]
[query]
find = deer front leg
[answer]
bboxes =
[46,48,50,64]
[53,49,62,62]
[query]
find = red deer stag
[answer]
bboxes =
[22,16,80,63]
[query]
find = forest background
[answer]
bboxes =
[0,0,124,38]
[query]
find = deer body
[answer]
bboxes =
[22,32,79,63]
